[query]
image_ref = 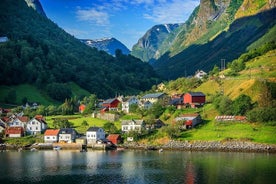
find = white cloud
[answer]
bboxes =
[143,0,199,24]
[76,7,110,26]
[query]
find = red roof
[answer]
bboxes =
[5,127,24,134]
[18,116,29,122]
[35,115,44,121]
[185,120,193,126]
[107,134,121,140]
[44,129,60,136]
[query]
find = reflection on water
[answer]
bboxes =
[0,150,276,184]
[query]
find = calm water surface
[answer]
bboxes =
[0,150,276,184]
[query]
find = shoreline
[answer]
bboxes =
[121,140,276,153]
[1,140,276,153]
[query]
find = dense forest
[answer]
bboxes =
[0,0,160,100]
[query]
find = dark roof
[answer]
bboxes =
[169,98,183,105]
[187,92,205,97]
[87,126,102,132]
[59,128,76,134]
[103,98,117,104]
[142,93,165,99]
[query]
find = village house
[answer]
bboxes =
[121,119,145,133]
[194,70,207,79]
[44,129,60,143]
[183,92,206,108]
[141,92,168,104]
[0,121,6,136]
[86,126,106,144]
[59,128,78,143]
[121,96,139,113]
[7,116,29,129]
[5,127,24,138]
[26,115,47,135]
[102,98,121,111]
[174,114,202,129]
[107,134,122,145]
[139,100,153,109]
[169,94,185,109]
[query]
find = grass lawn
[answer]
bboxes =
[179,120,276,144]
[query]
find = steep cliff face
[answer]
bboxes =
[25,0,46,17]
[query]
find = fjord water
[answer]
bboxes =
[0,150,275,184]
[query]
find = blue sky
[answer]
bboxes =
[40,0,200,50]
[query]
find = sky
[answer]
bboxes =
[40,0,200,50]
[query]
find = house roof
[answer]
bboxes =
[169,98,183,105]
[6,127,24,134]
[142,92,165,99]
[107,134,121,139]
[87,126,102,132]
[18,116,29,122]
[44,129,60,136]
[59,128,76,134]
[187,92,205,97]
[103,98,118,104]
[121,119,144,125]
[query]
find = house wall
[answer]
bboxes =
[9,134,21,138]
[44,135,58,143]
[184,94,205,104]
[122,125,142,132]
[59,134,73,143]
[86,130,105,143]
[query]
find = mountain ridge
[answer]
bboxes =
[80,37,130,56]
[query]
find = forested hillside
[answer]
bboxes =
[0,0,160,102]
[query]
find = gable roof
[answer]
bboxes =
[44,129,60,136]
[121,119,144,126]
[107,134,121,139]
[5,127,24,134]
[186,92,205,97]
[87,126,102,132]
[59,128,76,134]
[102,98,118,104]
[18,116,29,122]
[142,92,165,99]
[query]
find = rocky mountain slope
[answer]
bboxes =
[131,24,180,62]
[132,0,276,79]
[80,38,130,56]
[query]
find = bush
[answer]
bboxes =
[246,107,276,123]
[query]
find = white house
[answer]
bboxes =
[7,116,29,129]
[44,129,60,143]
[121,119,145,133]
[59,128,78,143]
[194,70,207,79]
[122,96,139,113]
[26,115,47,135]
[86,127,105,144]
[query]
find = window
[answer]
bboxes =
[47,137,50,139]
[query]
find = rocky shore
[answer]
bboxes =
[122,140,276,153]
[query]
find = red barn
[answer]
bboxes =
[107,134,122,145]
[102,98,120,110]
[184,92,206,108]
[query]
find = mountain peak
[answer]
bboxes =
[25,0,46,17]
[80,37,130,56]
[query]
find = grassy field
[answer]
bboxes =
[179,120,276,144]
[0,82,91,107]
[0,84,58,106]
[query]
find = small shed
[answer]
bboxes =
[107,134,122,145]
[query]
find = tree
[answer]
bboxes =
[82,94,98,114]
[53,119,74,128]
[148,102,165,119]
[46,83,72,102]
[232,94,253,115]
[81,120,89,126]
[213,94,233,115]
[103,122,118,134]
[60,98,74,115]
[5,89,16,104]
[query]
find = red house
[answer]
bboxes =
[184,92,206,108]
[102,98,120,111]
[107,134,122,145]
[5,127,24,138]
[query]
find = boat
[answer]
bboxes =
[30,148,37,151]
[159,149,163,153]
[53,146,61,151]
